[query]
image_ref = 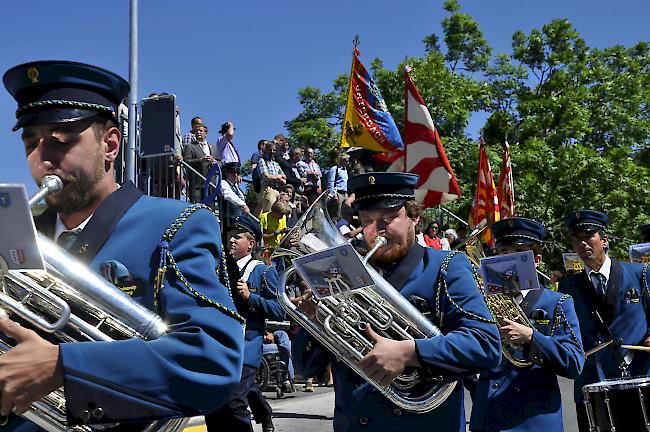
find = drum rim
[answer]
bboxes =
[583,376,650,393]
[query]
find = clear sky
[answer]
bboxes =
[1,0,648,194]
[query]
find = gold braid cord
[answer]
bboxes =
[435,251,497,330]
[551,294,579,343]
[154,204,244,324]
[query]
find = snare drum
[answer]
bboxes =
[583,376,650,431]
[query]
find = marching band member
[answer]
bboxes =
[2,61,244,429]
[470,217,584,431]
[206,214,284,432]
[293,172,500,431]
[558,210,650,432]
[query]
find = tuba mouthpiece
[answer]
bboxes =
[28,175,63,208]
[41,175,63,194]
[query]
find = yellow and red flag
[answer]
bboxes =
[497,140,517,219]
[468,138,500,246]
[340,49,404,152]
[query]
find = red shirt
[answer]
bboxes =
[423,234,442,250]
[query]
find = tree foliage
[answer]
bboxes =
[284,3,650,269]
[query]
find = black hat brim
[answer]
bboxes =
[353,197,409,212]
[13,107,106,131]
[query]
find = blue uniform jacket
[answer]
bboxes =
[470,287,584,431]
[239,258,285,368]
[293,245,501,432]
[22,182,244,428]
[558,259,650,402]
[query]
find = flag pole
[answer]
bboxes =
[126,0,138,185]
[403,60,409,173]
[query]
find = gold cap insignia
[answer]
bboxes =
[575,212,580,219]
[368,176,376,185]
[508,220,514,227]
[27,67,39,84]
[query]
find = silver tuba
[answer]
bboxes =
[0,176,187,432]
[271,193,456,413]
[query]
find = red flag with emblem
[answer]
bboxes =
[386,66,460,208]
[468,138,500,246]
[497,140,517,219]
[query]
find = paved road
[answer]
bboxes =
[185,377,579,432]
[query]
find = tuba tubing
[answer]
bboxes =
[272,192,457,413]
[0,176,185,432]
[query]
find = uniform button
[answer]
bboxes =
[92,408,104,419]
[393,408,402,416]
[514,387,520,392]
[80,410,91,421]
[359,417,368,425]
[492,383,499,389]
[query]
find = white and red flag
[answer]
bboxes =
[387,66,460,208]
[468,138,500,246]
[497,140,517,219]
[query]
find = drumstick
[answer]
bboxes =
[621,344,650,352]
[585,340,613,357]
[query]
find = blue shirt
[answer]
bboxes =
[327,165,348,197]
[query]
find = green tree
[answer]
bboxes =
[283,5,650,270]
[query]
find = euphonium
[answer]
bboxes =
[458,230,534,368]
[271,193,456,413]
[0,176,187,432]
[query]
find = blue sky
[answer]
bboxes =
[1,1,648,194]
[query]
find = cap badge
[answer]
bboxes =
[368,176,376,185]
[27,67,39,84]
[575,212,580,219]
[508,220,514,227]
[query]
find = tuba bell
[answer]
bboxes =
[271,193,457,413]
[457,226,534,368]
[0,176,187,432]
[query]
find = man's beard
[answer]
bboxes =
[44,152,105,214]
[369,229,416,267]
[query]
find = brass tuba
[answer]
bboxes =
[271,193,456,413]
[458,228,534,368]
[0,176,187,432]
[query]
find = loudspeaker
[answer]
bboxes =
[139,94,177,158]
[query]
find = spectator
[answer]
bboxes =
[280,184,300,228]
[216,121,240,164]
[296,147,322,205]
[326,153,350,221]
[182,116,203,154]
[423,222,443,249]
[337,205,363,240]
[263,330,294,389]
[257,140,286,216]
[182,125,217,204]
[275,146,304,193]
[273,133,290,160]
[220,162,250,231]
[250,139,266,172]
[260,200,290,251]
[444,228,459,249]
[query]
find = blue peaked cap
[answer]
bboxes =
[3,60,129,131]
[348,172,419,211]
[231,213,263,244]
[564,209,608,232]
[492,217,546,247]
